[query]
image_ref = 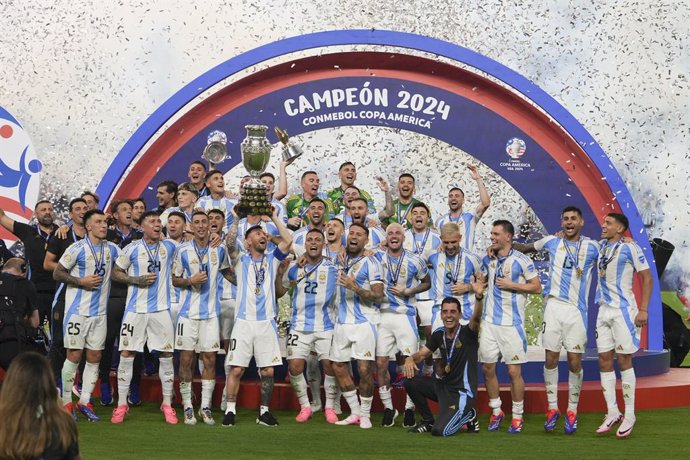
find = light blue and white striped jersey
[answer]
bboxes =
[534,236,599,312]
[595,240,649,309]
[172,241,230,320]
[373,249,428,316]
[59,238,121,317]
[166,239,182,305]
[426,250,482,321]
[116,239,177,314]
[343,224,385,249]
[196,195,237,232]
[335,255,383,324]
[283,259,338,332]
[236,218,279,253]
[272,198,288,226]
[160,207,192,227]
[481,250,538,326]
[235,248,289,321]
[435,211,478,251]
[403,228,442,259]
[292,225,325,256]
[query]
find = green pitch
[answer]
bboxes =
[79,405,689,459]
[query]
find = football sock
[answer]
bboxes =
[324,375,338,410]
[225,401,237,415]
[620,368,636,419]
[201,379,214,409]
[117,356,134,406]
[600,371,619,416]
[79,362,99,405]
[360,396,373,418]
[489,397,502,416]
[61,359,78,405]
[567,369,583,413]
[180,381,192,409]
[378,386,393,410]
[289,372,311,408]
[512,400,524,421]
[159,357,174,406]
[342,390,360,416]
[544,366,559,410]
[260,405,269,415]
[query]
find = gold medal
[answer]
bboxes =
[444,364,451,374]
[255,287,261,295]
[576,267,583,277]
[599,269,606,278]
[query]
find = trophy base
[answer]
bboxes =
[235,183,273,219]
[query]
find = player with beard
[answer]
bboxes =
[344,198,385,249]
[236,213,280,254]
[259,172,288,225]
[373,223,431,427]
[154,180,177,213]
[0,200,59,325]
[512,206,599,433]
[327,162,376,215]
[285,171,335,230]
[435,164,490,251]
[54,210,121,422]
[80,191,100,211]
[130,198,146,230]
[110,212,178,424]
[382,174,430,229]
[330,223,384,429]
[292,198,327,258]
[593,213,652,438]
[195,170,237,233]
[172,211,235,426]
[187,161,209,197]
[480,220,542,434]
[222,208,293,427]
[276,229,340,423]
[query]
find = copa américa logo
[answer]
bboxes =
[0,105,42,238]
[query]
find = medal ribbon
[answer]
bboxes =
[598,240,622,272]
[192,240,209,273]
[494,249,513,283]
[294,260,324,285]
[413,228,430,255]
[85,236,105,275]
[563,237,582,273]
[142,240,161,273]
[386,251,406,285]
[344,255,365,274]
[252,254,266,289]
[449,249,464,284]
[444,326,462,370]
[396,201,412,225]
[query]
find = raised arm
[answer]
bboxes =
[273,210,293,254]
[273,160,288,201]
[375,176,394,220]
[468,274,487,332]
[275,259,291,298]
[224,213,241,263]
[468,164,490,218]
[0,207,15,233]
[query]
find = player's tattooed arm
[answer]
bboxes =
[224,218,241,262]
[221,266,237,285]
[468,163,491,218]
[111,266,156,287]
[376,176,394,220]
[275,259,290,298]
[511,242,536,254]
[53,263,101,290]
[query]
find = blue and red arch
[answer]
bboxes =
[96,29,662,350]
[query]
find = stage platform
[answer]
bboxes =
[114,367,690,415]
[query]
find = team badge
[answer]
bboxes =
[319,272,326,282]
[177,338,183,346]
[211,252,218,265]
[63,254,72,264]
[123,338,129,347]
[455,340,462,349]
[70,338,76,346]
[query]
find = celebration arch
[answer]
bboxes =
[96,29,663,354]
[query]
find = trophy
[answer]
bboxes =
[274,127,303,164]
[202,130,228,165]
[235,125,273,218]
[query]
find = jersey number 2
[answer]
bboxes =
[304,281,318,295]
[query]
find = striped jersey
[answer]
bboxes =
[59,238,121,317]
[292,225,325,256]
[595,240,649,309]
[272,198,288,226]
[426,250,482,320]
[172,241,230,320]
[434,211,478,251]
[534,236,599,311]
[234,248,289,321]
[160,207,193,227]
[195,195,237,232]
[335,255,383,324]
[236,218,279,253]
[481,250,538,326]
[116,239,177,313]
[373,249,428,316]
[283,258,338,332]
[343,224,385,249]
[403,228,442,259]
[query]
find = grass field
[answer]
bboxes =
[77,404,689,459]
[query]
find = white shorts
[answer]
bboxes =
[225,319,282,368]
[287,329,334,361]
[541,297,587,353]
[63,314,106,350]
[376,312,419,357]
[175,316,221,353]
[479,321,527,365]
[119,310,174,353]
[219,298,236,340]
[417,299,434,327]
[596,304,641,354]
[330,322,377,362]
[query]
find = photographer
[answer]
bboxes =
[0,258,39,370]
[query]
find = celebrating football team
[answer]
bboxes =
[0,154,653,440]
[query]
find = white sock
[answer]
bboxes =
[512,400,524,420]
[159,357,174,405]
[324,375,338,410]
[180,381,193,409]
[198,358,204,374]
[225,401,236,415]
[289,372,311,408]
[378,386,393,410]
[360,396,373,418]
[201,379,215,409]
[405,394,415,410]
[544,366,559,410]
[342,390,360,416]
[79,362,99,405]
[600,371,619,416]
[306,355,322,406]
[61,360,78,405]
[620,368,636,419]
[489,397,502,416]
[260,405,269,415]
[117,356,134,406]
[567,369,583,413]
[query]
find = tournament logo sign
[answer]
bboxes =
[96,29,662,350]
[0,105,42,242]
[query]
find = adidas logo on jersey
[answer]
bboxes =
[617,345,624,351]
[161,343,172,350]
[511,355,520,361]
[364,351,372,358]
[272,356,281,363]
[573,344,582,351]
